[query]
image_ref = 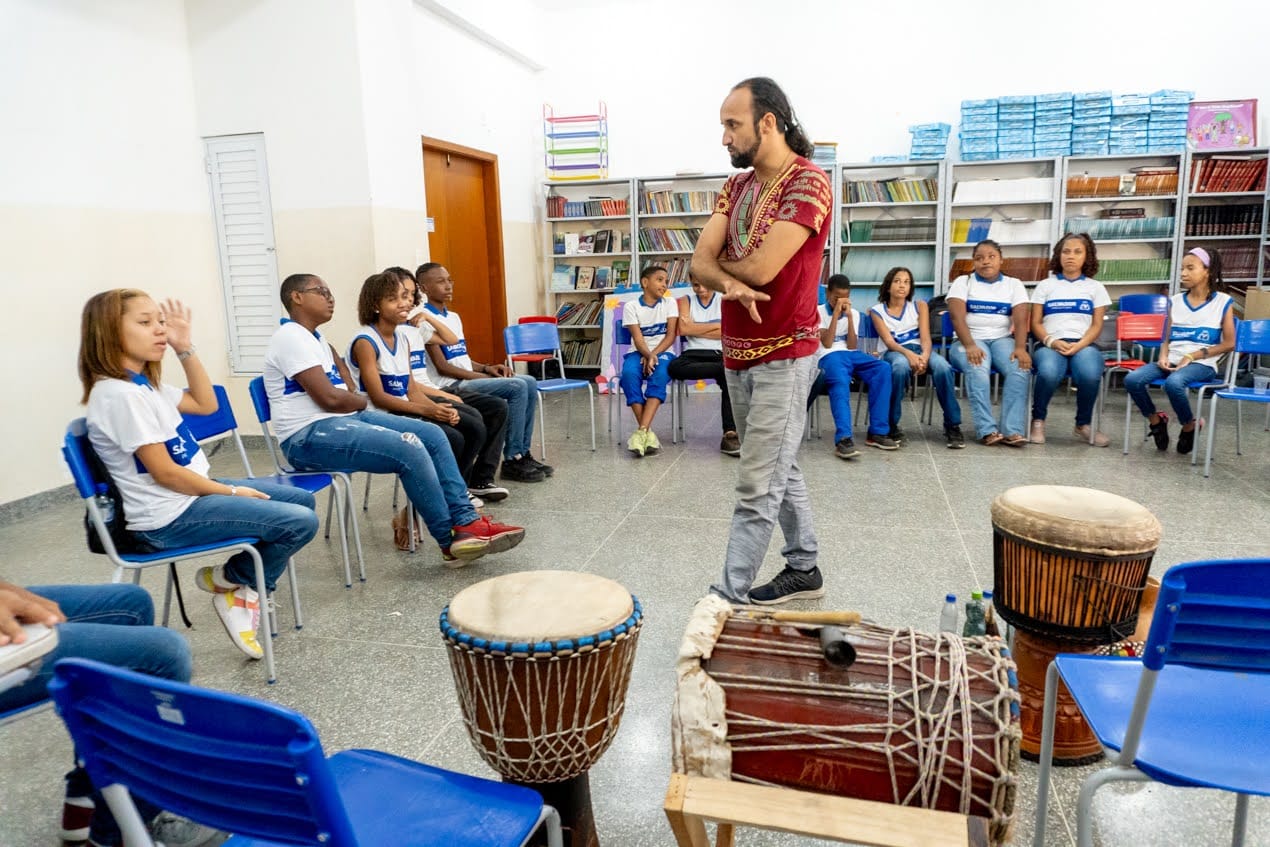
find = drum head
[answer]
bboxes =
[447,570,634,642]
[991,485,1161,555]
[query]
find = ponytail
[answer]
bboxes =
[733,77,814,159]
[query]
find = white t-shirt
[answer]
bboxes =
[263,321,353,443]
[401,322,440,389]
[1167,291,1232,369]
[947,274,1030,341]
[870,301,921,350]
[423,303,471,387]
[1032,275,1112,340]
[818,303,864,359]
[681,292,722,352]
[622,295,676,350]
[86,377,210,532]
[347,325,413,407]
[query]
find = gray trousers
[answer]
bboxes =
[711,355,820,602]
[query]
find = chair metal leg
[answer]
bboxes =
[362,473,372,512]
[587,385,596,451]
[339,474,366,580]
[526,804,564,847]
[1203,393,1220,478]
[100,785,153,847]
[537,392,548,460]
[161,568,175,628]
[1235,399,1243,455]
[1123,392,1133,454]
[247,549,277,684]
[1076,765,1152,847]
[1032,661,1061,847]
[1232,792,1249,847]
[285,556,303,630]
[323,491,334,541]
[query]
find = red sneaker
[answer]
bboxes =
[449,516,525,561]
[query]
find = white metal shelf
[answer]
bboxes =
[1182,234,1262,241]
[546,215,630,223]
[840,241,937,248]
[555,251,628,259]
[637,210,712,218]
[842,200,938,208]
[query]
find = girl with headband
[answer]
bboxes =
[1123,246,1235,454]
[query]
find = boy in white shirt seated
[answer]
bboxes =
[620,265,678,457]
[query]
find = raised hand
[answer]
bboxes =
[160,299,194,355]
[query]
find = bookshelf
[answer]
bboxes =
[1060,153,1183,294]
[838,160,944,302]
[544,177,634,371]
[1178,147,1269,298]
[943,157,1062,292]
[634,173,730,291]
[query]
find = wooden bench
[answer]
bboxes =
[664,774,990,847]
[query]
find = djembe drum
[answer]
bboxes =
[990,485,1161,764]
[440,571,643,847]
[672,596,1020,846]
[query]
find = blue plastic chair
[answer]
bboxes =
[62,420,292,684]
[1118,293,1169,361]
[1032,558,1270,847]
[246,378,368,582]
[49,658,563,847]
[183,385,360,589]
[1202,318,1270,477]
[504,322,596,457]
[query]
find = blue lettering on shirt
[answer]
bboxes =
[134,420,201,474]
[380,374,408,396]
[966,300,1011,315]
[892,327,920,344]
[1171,326,1221,345]
[1043,298,1093,316]
[409,349,427,370]
[441,340,468,360]
[285,365,343,395]
[642,322,668,337]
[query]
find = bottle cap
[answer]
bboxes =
[984,590,993,600]
[95,483,108,495]
[972,590,983,600]
[945,593,956,602]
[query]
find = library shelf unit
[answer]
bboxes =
[837,160,943,302]
[1059,152,1184,295]
[1178,147,1269,298]
[634,173,730,289]
[943,157,1062,292]
[543,177,633,371]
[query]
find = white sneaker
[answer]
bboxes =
[213,587,263,660]
[150,812,226,847]
[468,490,484,510]
[195,565,236,594]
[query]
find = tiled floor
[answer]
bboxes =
[2,386,1267,846]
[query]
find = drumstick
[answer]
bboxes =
[732,607,862,626]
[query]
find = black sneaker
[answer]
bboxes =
[749,566,825,605]
[1149,415,1170,451]
[500,457,545,483]
[890,426,906,444]
[720,431,741,456]
[1177,425,1195,455]
[866,433,899,450]
[945,425,966,449]
[469,479,509,502]
[834,438,861,460]
[523,451,555,477]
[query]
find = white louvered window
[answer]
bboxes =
[204,134,280,374]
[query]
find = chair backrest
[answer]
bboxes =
[181,385,255,477]
[1143,558,1270,674]
[62,419,102,501]
[940,309,954,340]
[1234,318,1270,356]
[50,658,359,845]
[247,376,272,424]
[518,315,558,325]
[1118,293,1168,315]
[613,308,632,347]
[504,322,562,357]
[1115,313,1166,343]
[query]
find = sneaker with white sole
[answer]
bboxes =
[449,515,526,561]
[644,429,662,454]
[149,812,225,847]
[749,566,825,605]
[195,565,236,595]
[213,588,263,660]
[468,480,509,502]
[467,490,484,510]
[627,429,647,457]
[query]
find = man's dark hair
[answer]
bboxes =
[415,262,442,280]
[733,77,814,159]
[826,273,851,292]
[280,273,319,313]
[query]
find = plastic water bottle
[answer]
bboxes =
[983,590,1000,638]
[93,483,115,526]
[939,594,959,633]
[963,590,987,637]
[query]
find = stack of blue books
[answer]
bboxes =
[959,99,998,161]
[1072,91,1112,156]
[1034,92,1073,157]
[1148,90,1193,153]
[997,95,1036,159]
[909,123,951,159]
[1110,93,1152,154]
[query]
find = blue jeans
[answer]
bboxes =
[713,356,818,602]
[620,350,675,406]
[819,351,891,440]
[134,480,318,593]
[1032,344,1105,428]
[460,376,539,459]
[282,411,477,547]
[0,584,192,847]
[950,337,1030,438]
[1124,361,1217,426]
[884,346,961,430]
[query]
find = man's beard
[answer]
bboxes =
[729,137,760,169]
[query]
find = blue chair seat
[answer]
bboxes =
[1057,655,1270,794]
[253,472,334,494]
[537,377,592,393]
[119,537,260,565]
[1213,385,1270,404]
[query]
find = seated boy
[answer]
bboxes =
[667,279,739,455]
[621,265,678,456]
[416,263,552,483]
[815,274,897,458]
[264,273,524,564]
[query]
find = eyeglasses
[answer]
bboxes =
[300,286,333,299]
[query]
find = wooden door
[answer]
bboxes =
[421,138,508,364]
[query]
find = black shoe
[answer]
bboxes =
[523,451,554,477]
[469,479,509,501]
[749,566,825,605]
[1177,425,1195,455]
[720,431,741,456]
[1149,415,1170,451]
[890,426,906,444]
[866,433,899,451]
[500,457,545,483]
[834,438,861,460]
[945,425,966,449]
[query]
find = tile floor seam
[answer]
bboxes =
[912,403,986,589]
[293,634,448,651]
[576,448,688,573]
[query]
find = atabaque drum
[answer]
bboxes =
[991,485,1162,643]
[672,596,1020,846]
[441,571,643,847]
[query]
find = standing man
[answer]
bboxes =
[691,77,833,605]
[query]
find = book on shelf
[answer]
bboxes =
[1184,203,1263,236]
[845,177,938,204]
[577,233,595,254]
[1065,169,1178,198]
[611,259,631,290]
[1188,156,1268,193]
[561,338,600,366]
[553,233,565,254]
[556,299,606,326]
[845,218,937,243]
[551,263,577,292]
[637,227,703,252]
[639,188,720,214]
[563,232,580,254]
[594,229,611,254]
[1101,208,1145,219]
[594,266,610,289]
[641,256,692,286]
[575,266,596,290]
[621,231,632,252]
[548,196,629,218]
